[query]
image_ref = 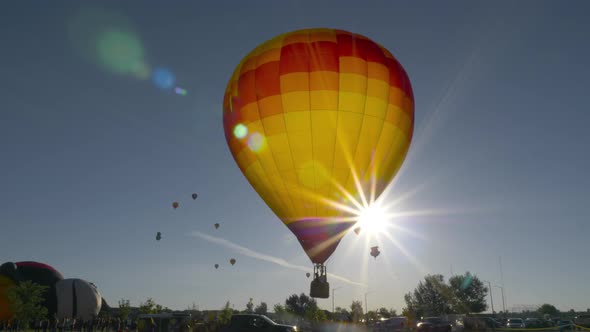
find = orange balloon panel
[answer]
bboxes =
[223,28,414,264]
[0,275,15,320]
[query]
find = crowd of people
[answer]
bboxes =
[0,317,134,332]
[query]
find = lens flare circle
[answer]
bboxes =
[152,68,176,90]
[247,132,266,152]
[233,124,248,139]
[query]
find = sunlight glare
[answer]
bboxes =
[356,204,388,236]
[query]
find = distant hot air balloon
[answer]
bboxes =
[214,264,219,269]
[306,273,311,278]
[156,232,162,241]
[354,227,361,235]
[370,246,380,259]
[192,193,198,200]
[229,258,236,266]
[214,223,220,229]
[172,202,179,209]
[55,278,102,320]
[222,28,414,298]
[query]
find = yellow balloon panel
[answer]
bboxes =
[223,28,414,263]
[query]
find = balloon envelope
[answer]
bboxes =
[229,258,236,266]
[192,193,198,200]
[215,264,219,269]
[306,272,311,278]
[222,28,414,264]
[0,275,16,320]
[370,246,380,259]
[214,223,220,229]
[55,278,102,320]
[172,202,179,209]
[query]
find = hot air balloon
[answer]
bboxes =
[0,274,16,320]
[0,261,65,319]
[55,278,102,320]
[229,258,236,266]
[215,264,219,269]
[370,246,380,259]
[222,28,414,298]
[192,193,198,200]
[214,223,220,229]
[172,202,179,209]
[156,232,162,241]
[354,227,361,235]
[306,273,311,278]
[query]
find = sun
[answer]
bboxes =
[355,204,389,236]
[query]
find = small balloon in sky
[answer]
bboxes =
[174,87,187,96]
[152,68,175,90]
[233,124,248,139]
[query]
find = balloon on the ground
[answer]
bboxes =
[55,278,102,320]
[0,261,65,319]
[172,202,179,209]
[0,275,16,320]
[222,28,414,266]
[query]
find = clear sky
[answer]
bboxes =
[2,1,589,313]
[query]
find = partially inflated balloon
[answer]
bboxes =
[223,28,414,264]
[0,261,64,319]
[55,279,102,320]
[0,275,16,320]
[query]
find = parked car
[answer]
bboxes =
[524,318,544,328]
[557,320,574,331]
[374,316,408,332]
[575,315,590,328]
[506,318,525,329]
[417,317,452,332]
[220,314,298,332]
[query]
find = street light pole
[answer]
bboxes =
[365,291,375,324]
[485,281,495,315]
[494,285,506,314]
[332,287,342,313]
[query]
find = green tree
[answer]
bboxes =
[304,305,327,323]
[245,298,254,313]
[118,299,131,320]
[538,304,559,317]
[448,272,488,314]
[285,293,317,317]
[334,307,351,321]
[6,280,49,324]
[219,301,233,324]
[378,307,397,318]
[404,274,453,317]
[350,300,364,323]
[139,298,158,314]
[254,302,268,315]
[367,310,379,323]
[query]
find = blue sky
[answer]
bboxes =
[1,1,589,313]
